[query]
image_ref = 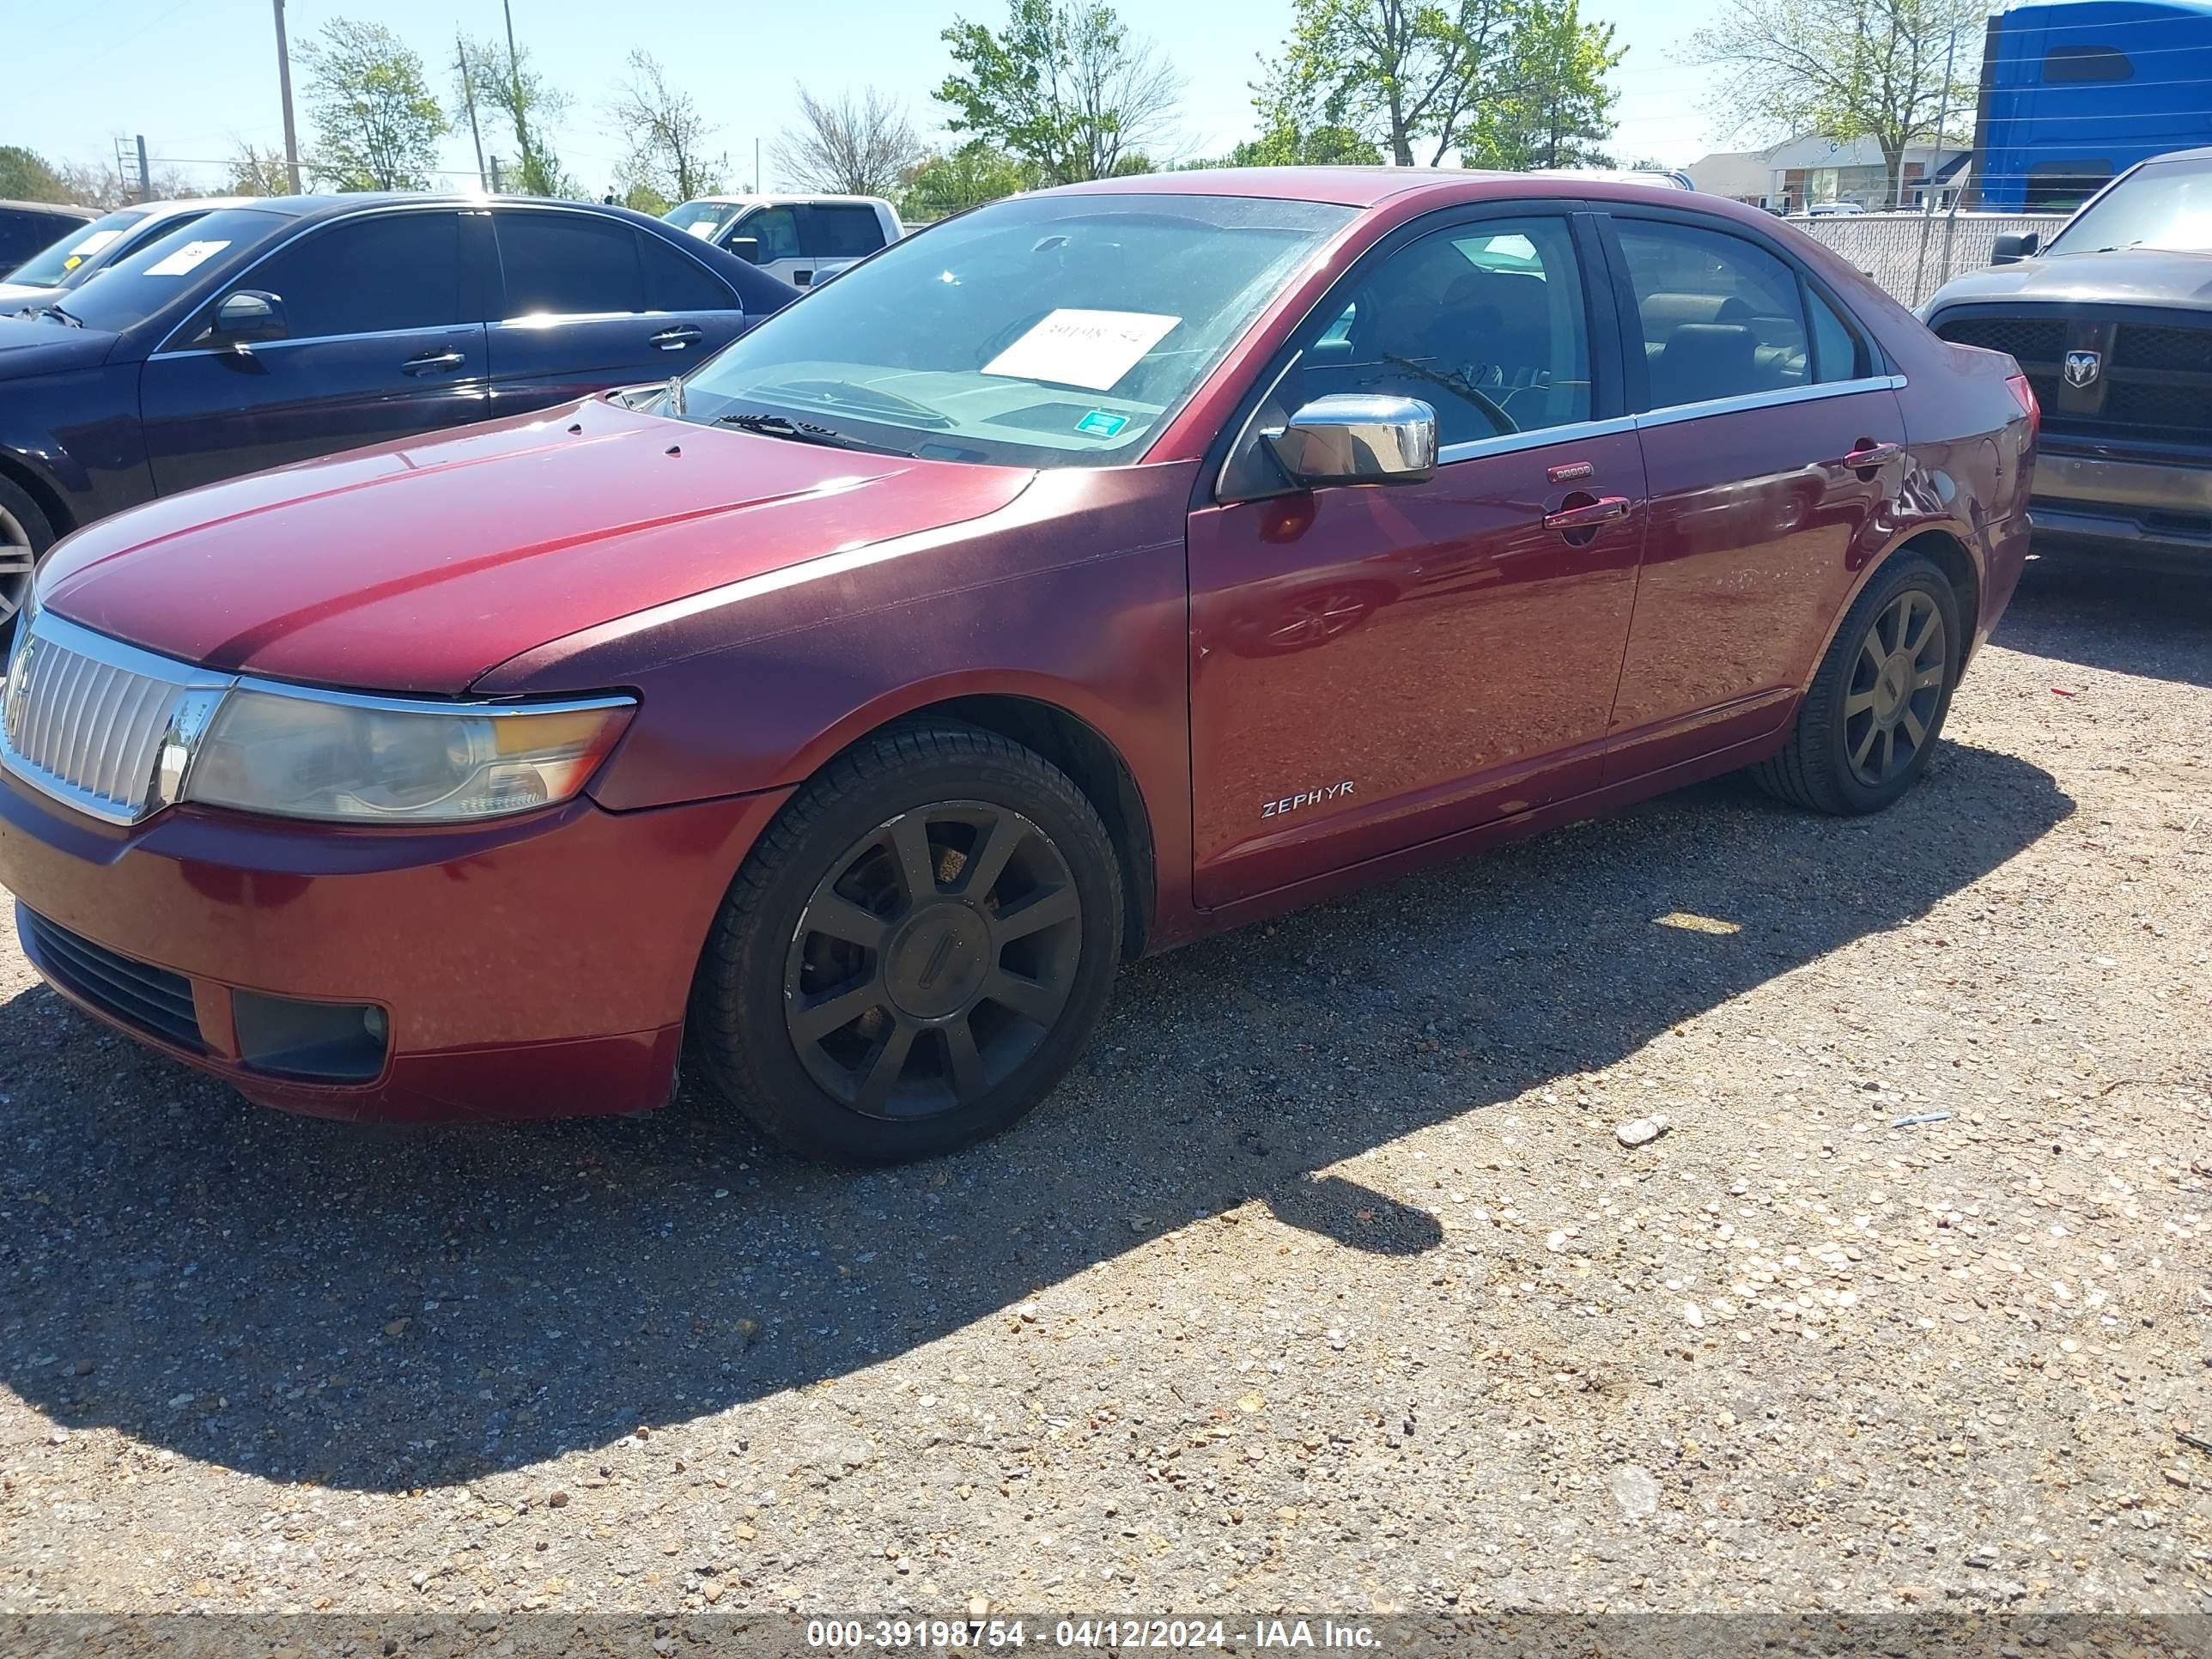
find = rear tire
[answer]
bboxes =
[0,476,56,645]
[690,720,1123,1164]
[1753,552,1961,815]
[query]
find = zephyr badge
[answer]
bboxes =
[2063,349,2101,388]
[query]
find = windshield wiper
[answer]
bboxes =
[25,303,82,328]
[714,410,914,457]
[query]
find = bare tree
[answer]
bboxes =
[608,51,723,206]
[774,85,926,197]
[228,143,297,197]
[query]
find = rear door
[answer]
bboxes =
[486,208,743,417]
[795,203,889,286]
[1600,210,1907,769]
[141,207,487,495]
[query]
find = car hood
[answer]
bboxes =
[0,312,118,373]
[0,281,66,308]
[1926,247,2212,314]
[38,396,1037,695]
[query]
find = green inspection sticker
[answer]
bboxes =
[1075,409,1130,438]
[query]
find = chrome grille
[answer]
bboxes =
[0,608,230,825]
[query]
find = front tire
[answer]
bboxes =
[1753,552,1962,815]
[0,477,56,644]
[690,721,1124,1164]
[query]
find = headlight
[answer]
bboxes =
[183,684,635,823]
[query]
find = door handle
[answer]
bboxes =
[401,350,465,376]
[1826,441,1901,470]
[1541,495,1632,531]
[649,325,704,351]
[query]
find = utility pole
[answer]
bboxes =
[456,31,489,191]
[501,0,533,192]
[1910,24,1961,306]
[754,137,761,194]
[271,0,303,192]
[135,135,151,203]
[489,155,504,194]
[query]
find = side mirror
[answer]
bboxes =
[1266,394,1437,488]
[1990,231,2039,265]
[723,235,761,264]
[212,289,287,344]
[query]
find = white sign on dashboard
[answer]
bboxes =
[143,240,232,277]
[981,308,1180,392]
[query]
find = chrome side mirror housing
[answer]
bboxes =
[1267,394,1437,487]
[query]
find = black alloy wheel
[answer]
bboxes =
[784,802,1083,1119]
[690,721,1123,1164]
[1753,550,1962,815]
[1843,587,1948,789]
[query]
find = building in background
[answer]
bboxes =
[1686,137,1966,212]
[1970,0,2212,210]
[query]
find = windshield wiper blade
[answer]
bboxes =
[714,410,913,457]
[26,303,82,328]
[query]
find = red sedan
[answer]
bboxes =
[0,170,2037,1162]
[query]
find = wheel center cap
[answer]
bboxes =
[884,903,991,1020]
[1874,655,1911,723]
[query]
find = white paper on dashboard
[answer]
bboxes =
[686,221,716,239]
[981,308,1180,392]
[143,239,232,276]
[67,229,124,258]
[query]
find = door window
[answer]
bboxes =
[738,206,801,262]
[1293,216,1594,447]
[1613,219,1813,409]
[640,234,734,312]
[802,204,886,258]
[495,210,642,317]
[241,211,465,339]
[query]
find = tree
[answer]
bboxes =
[299,18,447,191]
[774,86,923,197]
[0,146,70,203]
[937,0,1182,185]
[609,51,723,205]
[227,143,297,197]
[1686,0,1986,205]
[1223,124,1383,167]
[457,32,573,195]
[1268,0,1530,167]
[1463,0,1626,170]
[899,143,1033,222]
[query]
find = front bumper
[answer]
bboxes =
[2030,445,2212,562]
[0,768,789,1122]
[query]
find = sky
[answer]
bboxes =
[12,0,1747,198]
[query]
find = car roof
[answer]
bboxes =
[683,192,888,206]
[1043,166,1726,212]
[0,198,96,219]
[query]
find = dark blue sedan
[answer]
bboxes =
[0,194,798,629]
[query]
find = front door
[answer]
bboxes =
[142,209,487,495]
[1601,212,1909,765]
[1188,212,1646,907]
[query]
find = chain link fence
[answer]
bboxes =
[1782,211,2071,308]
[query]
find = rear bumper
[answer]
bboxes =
[2030,447,2212,562]
[0,769,790,1122]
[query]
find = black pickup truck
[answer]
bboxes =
[1922,147,2212,568]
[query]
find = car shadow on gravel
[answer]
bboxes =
[1996,556,2212,689]
[0,742,2070,1491]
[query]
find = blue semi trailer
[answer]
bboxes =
[1972,0,2212,210]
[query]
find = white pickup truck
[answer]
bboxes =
[662,194,902,289]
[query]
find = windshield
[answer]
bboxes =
[673,192,1354,467]
[664,200,747,241]
[3,208,151,288]
[57,208,290,332]
[2047,155,2212,255]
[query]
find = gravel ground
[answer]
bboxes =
[1,556,2208,1624]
